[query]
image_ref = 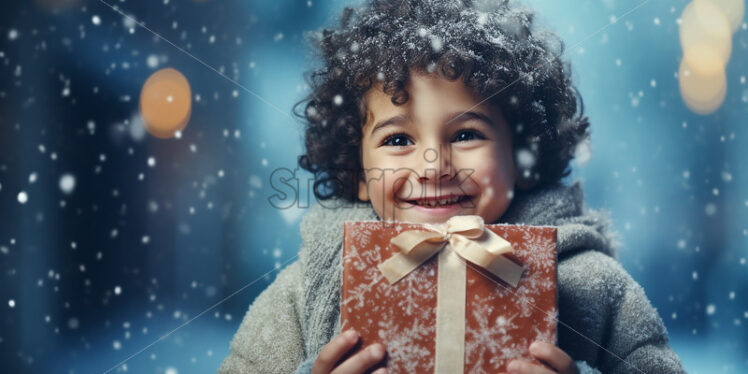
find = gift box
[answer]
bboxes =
[340,216,558,374]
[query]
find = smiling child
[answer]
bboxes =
[219,1,687,373]
[357,72,518,226]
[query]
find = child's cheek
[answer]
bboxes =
[473,162,516,220]
[368,168,413,221]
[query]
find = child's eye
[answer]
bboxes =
[453,129,486,142]
[381,133,413,147]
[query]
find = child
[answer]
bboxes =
[219,0,686,373]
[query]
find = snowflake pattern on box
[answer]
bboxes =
[341,221,558,373]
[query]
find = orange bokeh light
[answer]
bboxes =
[139,68,192,139]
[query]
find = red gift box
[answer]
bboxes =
[340,216,558,373]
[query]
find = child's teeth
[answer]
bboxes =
[417,196,463,207]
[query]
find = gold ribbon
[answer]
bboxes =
[377,215,524,374]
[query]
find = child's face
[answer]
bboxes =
[357,71,518,224]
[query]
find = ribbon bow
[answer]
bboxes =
[377,215,524,287]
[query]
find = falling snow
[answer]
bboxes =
[0,0,744,372]
[59,174,76,194]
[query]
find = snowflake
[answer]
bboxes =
[465,295,527,373]
[362,244,383,264]
[488,241,554,317]
[465,294,519,372]
[383,263,436,317]
[343,278,379,309]
[343,244,368,271]
[343,236,387,308]
[348,222,373,248]
[343,229,383,275]
[343,223,436,317]
[488,340,528,369]
[542,306,558,332]
[519,227,556,271]
[531,323,556,345]
[377,309,435,373]
[490,273,552,318]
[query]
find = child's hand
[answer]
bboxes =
[312,329,387,374]
[503,341,579,374]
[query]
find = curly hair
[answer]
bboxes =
[294,0,590,203]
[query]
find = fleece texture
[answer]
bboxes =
[218,180,686,374]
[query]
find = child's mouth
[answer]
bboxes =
[404,194,474,209]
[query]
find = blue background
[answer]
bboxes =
[0,0,746,373]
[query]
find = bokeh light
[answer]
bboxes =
[706,0,745,33]
[679,0,732,74]
[677,0,742,114]
[678,57,727,115]
[138,68,192,139]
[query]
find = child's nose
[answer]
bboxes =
[416,143,454,183]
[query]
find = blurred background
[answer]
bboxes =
[0,0,746,373]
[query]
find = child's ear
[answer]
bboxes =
[358,177,370,202]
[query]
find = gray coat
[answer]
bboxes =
[218,181,686,373]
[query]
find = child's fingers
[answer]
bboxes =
[505,359,556,374]
[313,329,359,373]
[332,342,387,374]
[528,341,577,374]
